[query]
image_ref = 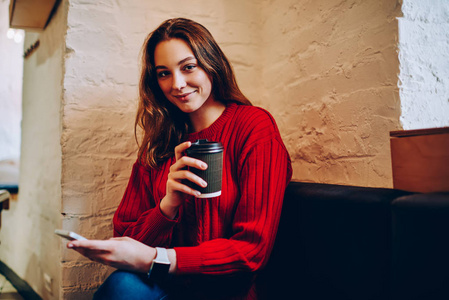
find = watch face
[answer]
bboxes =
[148,261,170,281]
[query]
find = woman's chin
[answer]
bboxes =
[175,103,200,114]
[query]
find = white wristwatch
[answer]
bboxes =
[148,247,171,280]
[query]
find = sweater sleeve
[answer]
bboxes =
[175,114,292,275]
[113,162,178,247]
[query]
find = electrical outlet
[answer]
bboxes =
[44,273,52,294]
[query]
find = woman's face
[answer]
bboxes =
[154,38,214,114]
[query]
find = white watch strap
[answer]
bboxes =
[155,247,169,263]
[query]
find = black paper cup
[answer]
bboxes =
[186,139,223,198]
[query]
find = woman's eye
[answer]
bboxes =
[157,71,169,78]
[184,64,196,71]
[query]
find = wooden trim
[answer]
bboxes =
[44,0,61,28]
[390,127,449,138]
[8,0,15,27]
[0,261,42,300]
[9,0,59,30]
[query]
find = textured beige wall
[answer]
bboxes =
[260,0,402,187]
[60,0,261,298]
[0,1,67,299]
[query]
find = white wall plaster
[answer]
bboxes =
[398,0,449,129]
[0,0,23,161]
[0,1,66,299]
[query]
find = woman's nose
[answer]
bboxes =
[172,72,187,90]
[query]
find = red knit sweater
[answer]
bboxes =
[113,103,292,299]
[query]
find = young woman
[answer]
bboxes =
[69,18,292,300]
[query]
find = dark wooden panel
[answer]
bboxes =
[390,129,449,193]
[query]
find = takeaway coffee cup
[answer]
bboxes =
[186,139,224,198]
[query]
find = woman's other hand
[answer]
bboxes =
[160,141,208,219]
[68,237,156,273]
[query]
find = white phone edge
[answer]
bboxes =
[54,229,87,241]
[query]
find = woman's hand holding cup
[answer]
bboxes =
[160,141,208,219]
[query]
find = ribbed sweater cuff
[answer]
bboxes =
[173,246,204,274]
[150,204,179,229]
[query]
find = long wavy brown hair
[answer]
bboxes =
[136,18,252,168]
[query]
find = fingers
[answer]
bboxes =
[168,176,203,197]
[169,168,207,188]
[170,156,207,178]
[67,239,117,266]
[169,144,208,197]
[68,239,109,250]
[174,141,191,161]
[68,237,129,250]
[167,156,208,197]
[67,236,154,272]
[163,141,209,211]
[174,142,208,171]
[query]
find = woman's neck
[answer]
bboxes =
[189,99,226,133]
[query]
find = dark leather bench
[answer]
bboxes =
[258,182,449,300]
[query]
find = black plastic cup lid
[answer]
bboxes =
[187,139,224,154]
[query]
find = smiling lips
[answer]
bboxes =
[173,91,195,101]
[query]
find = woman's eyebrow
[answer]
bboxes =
[155,56,196,70]
[179,56,196,65]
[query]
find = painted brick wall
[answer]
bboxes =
[261,0,402,187]
[398,0,449,129]
[60,0,260,298]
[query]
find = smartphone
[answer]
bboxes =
[54,229,87,241]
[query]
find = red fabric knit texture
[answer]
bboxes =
[113,103,292,298]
